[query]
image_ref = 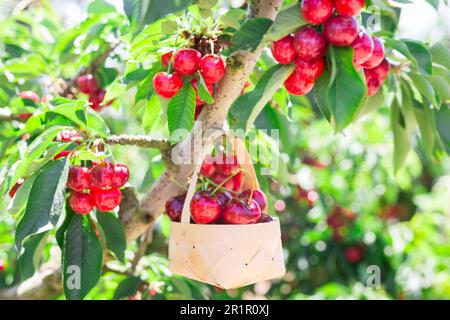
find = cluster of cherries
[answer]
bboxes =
[271,0,389,97]
[76,73,113,111]
[67,161,129,215]
[165,155,272,225]
[153,48,226,116]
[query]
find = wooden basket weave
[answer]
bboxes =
[168,131,285,289]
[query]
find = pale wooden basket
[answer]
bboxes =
[168,133,285,289]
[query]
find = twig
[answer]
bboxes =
[130,227,153,272]
[104,135,170,151]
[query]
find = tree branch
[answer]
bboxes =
[104,135,170,151]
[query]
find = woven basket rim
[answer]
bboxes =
[170,217,280,230]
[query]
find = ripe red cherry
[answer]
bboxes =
[361,37,384,68]
[295,57,325,80]
[344,246,364,263]
[172,48,202,76]
[92,187,122,212]
[90,161,115,189]
[212,172,235,191]
[18,91,40,103]
[161,51,173,67]
[18,113,33,121]
[324,15,359,46]
[222,198,262,224]
[240,188,267,211]
[56,129,81,143]
[67,166,91,191]
[200,155,216,177]
[52,150,71,160]
[301,0,334,25]
[9,179,24,198]
[165,194,186,222]
[190,191,222,224]
[89,90,106,111]
[231,170,244,192]
[112,163,129,188]
[216,154,239,175]
[366,77,381,96]
[153,72,183,99]
[70,191,94,215]
[214,190,232,207]
[191,79,214,106]
[241,81,251,95]
[77,74,99,95]
[257,214,273,223]
[351,32,374,66]
[271,35,296,64]
[364,59,390,82]
[200,54,226,84]
[293,27,327,62]
[195,105,203,120]
[0,258,5,272]
[335,0,365,17]
[284,71,315,96]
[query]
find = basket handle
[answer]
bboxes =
[180,131,260,224]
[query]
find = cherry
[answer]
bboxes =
[18,113,33,121]
[294,57,325,80]
[361,37,384,69]
[284,71,315,96]
[351,32,374,66]
[324,15,359,46]
[52,150,71,160]
[222,198,261,224]
[212,172,235,191]
[240,188,267,211]
[0,258,5,272]
[190,191,222,224]
[344,246,364,263]
[214,190,232,207]
[92,187,122,212]
[67,166,91,191]
[8,179,24,198]
[366,77,381,96]
[56,129,81,143]
[18,91,40,103]
[293,27,327,62]
[335,0,365,17]
[89,89,106,111]
[70,191,94,215]
[90,161,115,189]
[231,170,244,192]
[195,105,203,120]
[153,72,183,99]
[77,74,99,95]
[200,155,216,177]
[216,154,239,176]
[301,0,334,25]
[112,163,129,188]
[161,51,173,67]
[172,48,202,76]
[165,194,186,222]
[200,54,226,84]
[257,214,273,223]
[191,79,214,106]
[271,35,296,64]
[241,81,251,95]
[364,58,389,82]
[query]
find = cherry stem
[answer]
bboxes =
[211,169,240,195]
[210,39,214,55]
[206,179,239,195]
[169,177,188,190]
[236,167,255,206]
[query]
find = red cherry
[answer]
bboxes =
[200,155,216,177]
[70,191,94,215]
[335,0,365,17]
[222,198,261,224]
[231,170,244,192]
[284,71,315,96]
[67,166,91,191]
[191,79,214,106]
[293,27,327,62]
[77,74,99,95]
[18,113,33,121]
[18,91,40,103]
[153,72,183,99]
[199,54,226,84]
[214,190,232,207]
[112,163,129,188]
[195,105,203,120]
[241,81,251,95]
[161,51,173,67]
[344,246,364,263]
[8,179,24,198]
[240,188,267,211]
[190,191,222,224]
[257,214,273,223]
[92,187,122,212]
[216,154,239,175]
[294,57,325,80]
[324,15,359,46]
[351,32,374,66]
[364,58,389,82]
[172,48,202,76]
[0,258,5,272]
[56,129,81,143]
[212,172,235,191]
[89,90,106,111]
[271,35,296,64]
[301,0,334,25]
[90,161,115,189]
[165,194,186,222]
[52,150,71,160]
[366,77,381,96]
[361,37,384,69]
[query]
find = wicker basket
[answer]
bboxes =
[168,132,285,289]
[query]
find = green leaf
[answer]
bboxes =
[18,232,48,281]
[113,276,141,300]
[409,72,439,108]
[7,173,37,216]
[220,9,246,30]
[15,158,69,254]
[327,47,367,131]
[434,105,450,155]
[430,43,450,69]
[391,98,411,172]
[88,0,117,15]
[135,65,163,102]
[63,215,103,300]
[230,64,294,132]
[96,67,119,88]
[142,94,162,132]
[265,3,306,41]
[403,40,433,75]
[96,212,126,263]
[356,88,385,119]
[197,74,214,105]
[167,82,196,143]
[429,74,450,101]
[313,67,332,121]
[229,18,273,53]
